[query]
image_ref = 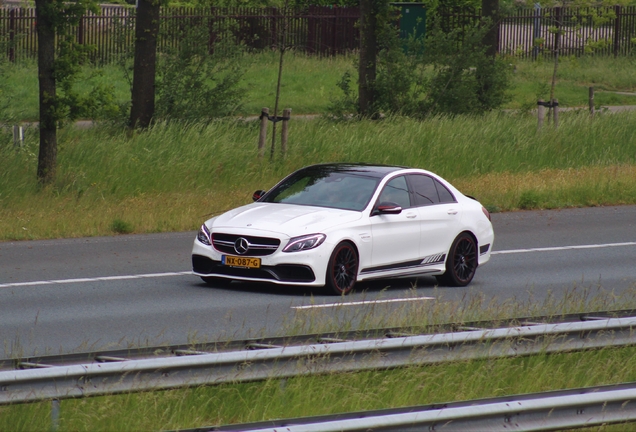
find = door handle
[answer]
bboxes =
[447,209,458,215]
[405,212,417,219]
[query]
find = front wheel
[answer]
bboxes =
[436,233,477,287]
[325,241,358,295]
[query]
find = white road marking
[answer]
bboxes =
[0,271,192,288]
[492,242,636,255]
[292,297,435,310]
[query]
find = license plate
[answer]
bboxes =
[222,255,261,269]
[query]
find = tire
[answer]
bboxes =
[200,276,232,287]
[325,241,359,295]
[436,233,478,287]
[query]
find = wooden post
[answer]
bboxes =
[537,99,545,130]
[258,107,269,158]
[13,125,23,148]
[589,87,595,116]
[281,108,291,157]
[552,98,559,129]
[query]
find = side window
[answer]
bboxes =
[378,176,411,209]
[408,174,440,206]
[434,179,457,203]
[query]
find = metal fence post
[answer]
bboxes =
[532,3,541,60]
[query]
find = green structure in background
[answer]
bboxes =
[391,2,426,52]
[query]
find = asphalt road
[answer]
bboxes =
[1,205,635,358]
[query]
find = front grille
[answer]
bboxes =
[212,233,281,257]
[192,255,315,283]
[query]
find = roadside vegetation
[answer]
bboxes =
[1,103,635,240]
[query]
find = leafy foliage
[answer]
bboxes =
[154,24,245,121]
[329,11,511,118]
[35,0,121,125]
[421,20,511,116]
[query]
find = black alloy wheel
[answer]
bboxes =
[326,242,358,295]
[436,233,477,287]
[201,276,232,287]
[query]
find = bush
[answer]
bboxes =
[329,11,511,119]
[155,24,245,121]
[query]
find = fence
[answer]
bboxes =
[439,5,636,58]
[1,5,635,63]
[0,5,360,63]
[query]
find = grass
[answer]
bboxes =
[1,110,635,240]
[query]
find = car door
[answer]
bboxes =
[407,174,460,262]
[369,175,421,267]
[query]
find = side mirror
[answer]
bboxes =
[252,190,266,202]
[372,201,403,216]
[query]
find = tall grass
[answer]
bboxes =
[1,110,635,240]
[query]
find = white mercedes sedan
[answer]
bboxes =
[192,163,494,294]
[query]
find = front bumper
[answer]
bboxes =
[192,238,329,286]
[192,255,316,283]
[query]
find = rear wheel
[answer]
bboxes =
[436,233,477,287]
[325,242,358,295]
[201,276,232,287]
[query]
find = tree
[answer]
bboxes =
[129,0,161,129]
[481,0,499,58]
[358,0,379,116]
[34,0,98,185]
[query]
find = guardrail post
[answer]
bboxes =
[258,107,269,158]
[51,399,60,431]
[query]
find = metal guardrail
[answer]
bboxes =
[3,309,634,371]
[193,382,636,431]
[2,316,636,405]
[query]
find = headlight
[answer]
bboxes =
[197,224,212,246]
[283,233,326,253]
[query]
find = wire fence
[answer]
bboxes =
[1,5,635,63]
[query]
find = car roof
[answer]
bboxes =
[297,163,407,179]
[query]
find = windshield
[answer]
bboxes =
[263,171,380,211]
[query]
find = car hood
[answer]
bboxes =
[209,203,363,236]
